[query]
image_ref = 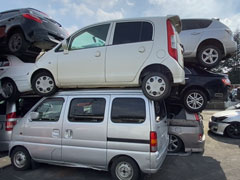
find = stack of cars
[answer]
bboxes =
[0,9,237,180]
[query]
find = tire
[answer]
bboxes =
[183,89,207,113]
[197,45,222,68]
[168,134,183,153]
[111,156,140,180]
[226,123,240,139]
[32,71,57,96]
[141,72,171,101]
[1,80,19,101]
[11,147,32,171]
[8,31,28,54]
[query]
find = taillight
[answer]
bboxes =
[167,20,178,61]
[199,133,203,141]
[5,112,17,131]
[150,131,157,152]
[194,113,200,121]
[22,13,42,23]
[222,78,231,86]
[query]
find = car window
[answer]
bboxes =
[113,21,153,45]
[111,98,146,123]
[0,100,6,115]
[69,24,110,50]
[154,101,166,122]
[68,98,106,123]
[182,19,212,31]
[0,57,9,67]
[0,10,18,20]
[32,98,64,122]
[166,103,186,119]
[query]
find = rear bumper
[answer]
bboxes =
[185,134,205,152]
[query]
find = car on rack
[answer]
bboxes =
[180,18,237,68]
[167,103,205,153]
[170,65,231,112]
[209,109,240,139]
[0,8,67,56]
[0,55,37,100]
[29,16,184,101]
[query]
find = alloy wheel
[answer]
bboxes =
[168,135,181,152]
[2,82,14,98]
[186,92,204,110]
[227,123,240,138]
[201,48,219,65]
[8,33,23,52]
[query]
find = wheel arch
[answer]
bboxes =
[181,85,210,101]
[0,77,19,91]
[10,145,31,158]
[197,38,225,56]
[31,68,55,84]
[6,26,27,41]
[169,133,185,151]
[139,64,173,85]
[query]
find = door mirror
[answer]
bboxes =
[62,39,69,54]
[30,112,39,120]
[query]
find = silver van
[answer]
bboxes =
[9,89,169,180]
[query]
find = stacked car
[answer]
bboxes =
[0,9,238,180]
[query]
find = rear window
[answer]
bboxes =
[0,100,6,115]
[166,103,186,119]
[182,19,212,31]
[111,98,146,123]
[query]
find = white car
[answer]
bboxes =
[180,19,237,68]
[30,16,185,101]
[0,55,36,100]
[209,109,240,138]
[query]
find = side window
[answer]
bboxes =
[182,19,212,31]
[32,98,64,122]
[68,98,106,123]
[154,101,166,122]
[0,57,9,67]
[113,21,153,45]
[69,24,110,50]
[111,98,146,123]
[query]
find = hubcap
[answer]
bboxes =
[201,48,218,65]
[168,135,179,152]
[228,124,240,138]
[186,92,204,110]
[116,162,133,180]
[35,76,54,94]
[9,33,22,52]
[14,151,27,168]
[145,76,166,97]
[2,82,13,98]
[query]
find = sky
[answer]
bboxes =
[1,0,240,35]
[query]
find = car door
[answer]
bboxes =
[180,20,204,56]
[23,97,65,161]
[61,95,109,168]
[106,21,154,82]
[57,23,111,85]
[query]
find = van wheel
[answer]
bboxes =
[32,71,57,96]
[11,147,31,171]
[8,31,28,54]
[141,72,171,101]
[197,45,222,68]
[168,134,183,153]
[111,157,140,180]
[1,80,19,101]
[183,89,207,113]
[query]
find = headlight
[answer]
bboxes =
[211,116,227,122]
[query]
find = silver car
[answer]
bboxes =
[209,109,240,138]
[9,89,169,180]
[167,103,205,153]
[180,19,237,68]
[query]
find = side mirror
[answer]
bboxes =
[30,112,39,120]
[62,39,69,54]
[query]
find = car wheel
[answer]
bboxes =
[226,123,240,139]
[141,72,171,101]
[197,45,222,68]
[1,80,19,101]
[32,71,57,96]
[11,147,32,171]
[183,89,207,113]
[8,31,28,54]
[111,156,140,180]
[168,134,183,153]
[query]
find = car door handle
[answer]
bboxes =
[95,51,101,57]
[64,129,73,139]
[138,46,145,53]
[52,129,60,138]
[191,32,201,35]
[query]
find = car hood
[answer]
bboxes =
[212,110,240,118]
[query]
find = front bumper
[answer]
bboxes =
[209,120,230,135]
